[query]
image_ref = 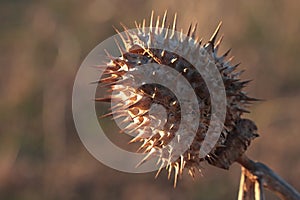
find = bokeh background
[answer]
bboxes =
[1,0,300,199]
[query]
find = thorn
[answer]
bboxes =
[204,42,213,52]
[155,15,160,34]
[136,148,156,168]
[240,79,253,85]
[95,97,111,102]
[180,155,184,174]
[89,79,101,84]
[243,95,263,101]
[214,35,224,52]
[234,62,241,68]
[209,21,222,45]
[187,23,192,36]
[134,20,140,29]
[134,21,142,34]
[168,164,173,180]
[99,112,114,118]
[223,63,240,74]
[103,49,111,57]
[174,163,179,188]
[172,12,177,32]
[223,48,232,58]
[199,38,203,46]
[113,26,127,46]
[191,23,197,39]
[129,132,145,143]
[233,69,245,77]
[228,56,235,62]
[164,26,169,39]
[180,28,184,40]
[155,161,165,179]
[142,18,146,32]
[113,37,125,55]
[120,22,128,31]
[162,10,168,28]
[150,10,154,28]
[120,22,133,43]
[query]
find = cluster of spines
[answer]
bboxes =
[96,11,258,187]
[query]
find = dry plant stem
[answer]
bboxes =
[238,167,265,200]
[238,167,254,200]
[237,154,300,200]
[255,176,265,200]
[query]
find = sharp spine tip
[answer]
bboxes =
[150,10,154,28]
[223,48,232,57]
[162,10,168,28]
[209,21,222,45]
[172,13,177,32]
[187,23,192,36]
[191,23,197,39]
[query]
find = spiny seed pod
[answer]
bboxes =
[97,11,259,186]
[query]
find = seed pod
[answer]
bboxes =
[97,11,259,187]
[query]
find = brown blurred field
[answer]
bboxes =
[1,0,300,199]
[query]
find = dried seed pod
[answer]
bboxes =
[97,11,259,186]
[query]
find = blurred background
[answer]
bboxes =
[1,0,300,199]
